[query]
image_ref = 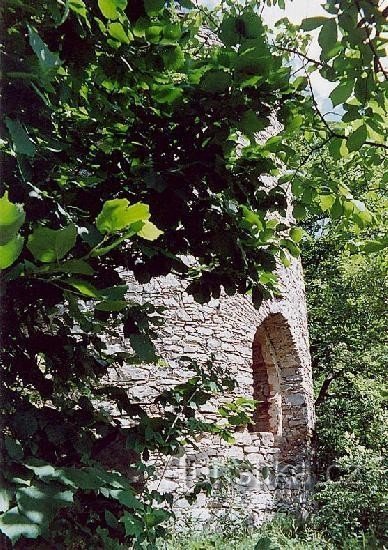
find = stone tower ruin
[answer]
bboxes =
[107,250,315,527]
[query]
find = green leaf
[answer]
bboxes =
[0,235,24,270]
[100,285,127,300]
[0,507,42,543]
[330,81,353,107]
[120,512,144,537]
[27,224,77,263]
[280,238,300,258]
[354,73,374,104]
[255,535,281,550]
[106,489,143,509]
[25,460,58,481]
[152,85,182,103]
[331,199,344,219]
[108,22,130,43]
[162,46,184,70]
[95,300,128,311]
[319,194,336,211]
[301,16,329,31]
[56,467,103,490]
[129,334,157,362]
[34,259,94,275]
[177,0,194,7]
[362,239,387,253]
[27,25,61,71]
[138,221,163,241]
[145,508,169,527]
[12,411,38,438]
[242,13,264,39]
[66,279,100,297]
[144,0,165,16]
[220,16,240,46]
[200,70,231,93]
[104,510,119,529]
[16,483,73,527]
[347,124,367,152]
[90,231,135,257]
[290,227,304,243]
[69,0,88,21]
[98,0,127,19]
[163,23,181,40]
[0,488,12,514]
[220,14,264,46]
[0,192,25,245]
[96,199,150,234]
[242,207,264,230]
[4,436,23,460]
[5,118,36,157]
[328,138,343,160]
[239,110,268,135]
[292,204,306,220]
[318,19,337,53]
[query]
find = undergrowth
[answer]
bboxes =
[159,515,384,550]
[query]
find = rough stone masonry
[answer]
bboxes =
[107,249,315,528]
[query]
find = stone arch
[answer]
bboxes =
[250,313,310,463]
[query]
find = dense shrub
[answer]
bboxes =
[312,442,387,545]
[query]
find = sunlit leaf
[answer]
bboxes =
[152,84,182,103]
[330,81,353,107]
[0,507,42,543]
[0,235,24,270]
[98,0,127,19]
[138,221,163,241]
[319,195,336,211]
[96,200,150,234]
[108,22,131,43]
[16,483,73,527]
[290,227,304,243]
[0,192,25,245]
[66,278,101,297]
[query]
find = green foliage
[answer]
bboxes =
[161,515,333,549]
[301,135,387,546]
[274,0,387,222]
[312,442,387,545]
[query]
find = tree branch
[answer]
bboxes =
[274,45,328,68]
[353,0,388,79]
[315,371,343,407]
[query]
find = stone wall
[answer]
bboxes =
[106,254,315,527]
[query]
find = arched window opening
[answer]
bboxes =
[250,330,282,436]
